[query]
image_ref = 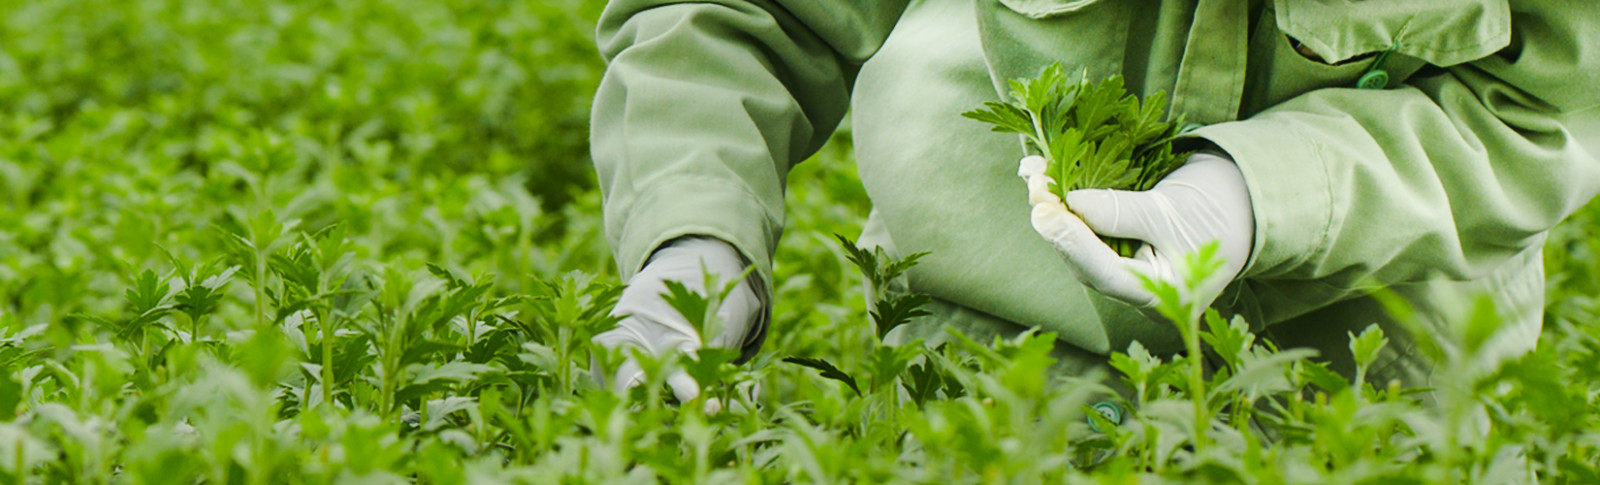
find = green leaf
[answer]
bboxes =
[332,269,378,318]
[398,362,497,404]
[660,279,712,340]
[870,293,931,340]
[332,336,377,386]
[1110,340,1163,391]
[783,356,861,397]
[996,330,1059,397]
[834,233,880,285]
[422,396,477,431]
[175,262,239,322]
[517,341,560,373]
[425,262,468,289]
[126,269,171,315]
[1559,456,1600,483]
[270,244,321,294]
[960,103,1033,136]
[878,251,930,286]
[679,347,741,398]
[1460,295,1501,356]
[400,339,466,368]
[0,372,19,420]
[1495,350,1581,425]
[902,359,945,407]
[1211,348,1317,400]
[1200,311,1252,370]
[1347,324,1388,370]
[867,344,921,392]
[1298,360,1349,395]
[411,362,496,385]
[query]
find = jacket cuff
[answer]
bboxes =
[1180,119,1334,279]
[604,174,779,356]
[607,174,778,277]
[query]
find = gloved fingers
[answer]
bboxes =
[1133,240,1158,263]
[709,280,761,348]
[666,370,700,403]
[590,326,644,393]
[594,318,702,359]
[612,357,647,393]
[612,363,710,414]
[596,346,703,407]
[1141,154,1255,284]
[1101,257,1160,308]
[708,380,762,416]
[1133,237,1243,312]
[1019,156,1061,206]
[626,237,764,351]
[593,325,702,398]
[593,324,651,352]
[1064,189,1177,247]
[609,284,704,343]
[1031,202,1159,307]
[1027,175,1060,206]
[1017,155,1047,179]
[740,380,763,404]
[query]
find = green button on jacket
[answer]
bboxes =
[590,0,1600,385]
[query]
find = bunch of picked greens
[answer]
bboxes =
[963,63,1190,257]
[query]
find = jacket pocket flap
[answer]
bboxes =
[1274,0,1510,67]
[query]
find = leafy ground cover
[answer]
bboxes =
[4,0,1600,483]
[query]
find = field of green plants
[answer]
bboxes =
[4,1,1600,483]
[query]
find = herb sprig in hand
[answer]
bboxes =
[962,63,1190,257]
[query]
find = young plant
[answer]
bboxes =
[658,265,754,407]
[833,234,931,340]
[1138,241,1226,458]
[162,250,239,345]
[784,235,941,423]
[962,63,1190,256]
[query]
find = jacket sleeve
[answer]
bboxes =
[591,1,907,295]
[1188,3,1600,325]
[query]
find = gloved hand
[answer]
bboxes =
[1019,150,1254,312]
[592,236,764,404]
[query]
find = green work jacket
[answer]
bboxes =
[590,0,1600,362]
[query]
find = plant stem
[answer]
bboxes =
[1028,113,1052,168]
[255,250,268,330]
[139,329,150,370]
[379,314,400,420]
[466,309,478,356]
[892,382,902,428]
[1353,362,1368,404]
[556,326,571,393]
[1184,312,1208,456]
[320,308,335,408]
[192,314,204,345]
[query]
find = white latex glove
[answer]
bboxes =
[1019,150,1254,311]
[592,236,764,404]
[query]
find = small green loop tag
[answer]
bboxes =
[1088,401,1123,432]
[1357,70,1390,90]
[1355,42,1400,90]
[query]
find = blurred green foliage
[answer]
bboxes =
[0,0,614,321]
[0,0,603,205]
[3,0,1600,483]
